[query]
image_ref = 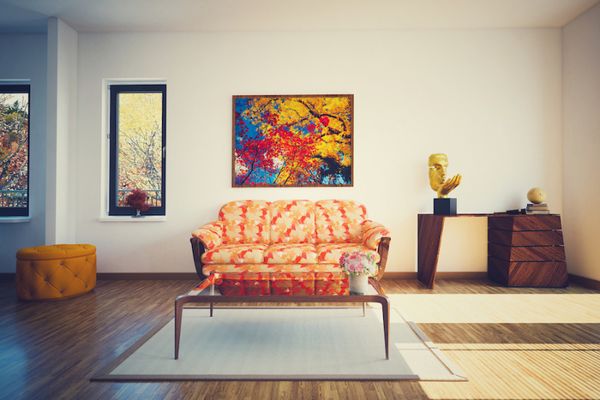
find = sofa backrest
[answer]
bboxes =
[218,200,271,244]
[217,200,368,244]
[269,200,316,244]
[315,200,367,243]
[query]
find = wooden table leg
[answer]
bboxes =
[210,302,213,317]
[174,299,183,360]
[380,297,390,360]
[362,302,366,317]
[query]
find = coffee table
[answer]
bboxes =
[174,275,390,360]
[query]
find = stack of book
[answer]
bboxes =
[526,203,550,214]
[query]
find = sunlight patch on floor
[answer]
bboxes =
[389,294,600,323]
[438,342,600,351]
[419,349,600,400]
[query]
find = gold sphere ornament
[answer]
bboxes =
[527,187,546,204]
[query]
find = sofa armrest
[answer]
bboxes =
[191,221,224,250]
[362,220,391,281]
[190,221,224,280]
[375,237,391,280]
[362,220,390,250]
[190,237,207,280]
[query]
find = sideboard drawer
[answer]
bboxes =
[488,215,562,231]
[488,229,564,247]
[488,243,566,262]
[488,257,568,287]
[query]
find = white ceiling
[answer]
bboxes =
[0,0,598,33]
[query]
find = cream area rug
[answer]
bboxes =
[93,307,466,381]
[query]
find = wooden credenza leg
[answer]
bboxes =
[417,215,445,288]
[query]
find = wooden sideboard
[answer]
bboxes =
[487,214,568,287]
[417,213,569,288]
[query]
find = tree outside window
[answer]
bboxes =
[0,85,30,217]
[109,84,166,216]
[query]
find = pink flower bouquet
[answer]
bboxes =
[339,251,378,277]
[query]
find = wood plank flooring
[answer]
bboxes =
[0,278,598,400]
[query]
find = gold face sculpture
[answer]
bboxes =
[428,153,462,198]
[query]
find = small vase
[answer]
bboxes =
[132,209,142,218]
[349,274,369,295]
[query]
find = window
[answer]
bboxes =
[0,85,30,217]
[109,84,166,216]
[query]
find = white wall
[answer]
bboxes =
[438,217,488,272]
[75,29,563,273]
[0,34,47,272]
[45,18,77,244]
[563,3,600,281]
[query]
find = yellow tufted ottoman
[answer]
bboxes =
[16,244,96,301]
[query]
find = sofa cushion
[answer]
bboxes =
[271,272,316,296]
[315,272,350,296]
[213,272,348,296]
[315,200,367,243]
[202,263,342,275]
[218,200,271,244]
[269,200,316,244]
[316,243,380,264]
[264,243,318,264]
[202,244,266,264]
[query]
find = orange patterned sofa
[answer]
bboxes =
[190,200,390,296]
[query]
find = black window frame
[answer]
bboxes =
[108,84,166,216]
[0,84,31,217]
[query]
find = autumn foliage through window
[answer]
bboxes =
[109,84,166,216]
[0,85,29,217]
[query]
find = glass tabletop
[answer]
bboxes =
[184,274,381,297]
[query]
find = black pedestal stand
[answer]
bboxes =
[434,198,457,215]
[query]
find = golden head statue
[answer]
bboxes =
[428,153,462,198]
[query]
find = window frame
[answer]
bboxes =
[0,84,31,217]
[108,84,167,216]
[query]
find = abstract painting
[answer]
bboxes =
[233,95,353,187]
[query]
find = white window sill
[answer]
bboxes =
[0,217,31,223]
[98,216,167,222]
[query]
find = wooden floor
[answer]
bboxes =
[0,278,599,400]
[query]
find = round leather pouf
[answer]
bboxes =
[16,244,96,301]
